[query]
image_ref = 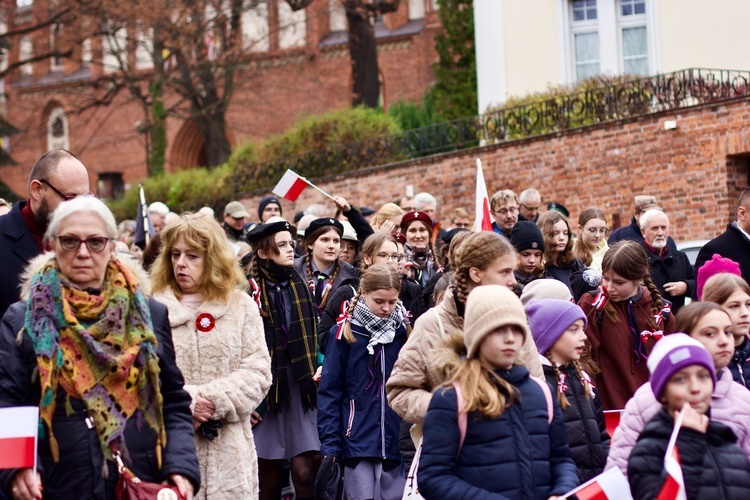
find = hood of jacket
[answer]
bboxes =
[18,251,152,301]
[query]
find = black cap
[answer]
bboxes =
[258,195,282,219]
[510,221,545,253]
[360,206,376,217]
[547,202,569,218]
[441,227,470,245]
[245,220,297,244]
[305,217,344,239]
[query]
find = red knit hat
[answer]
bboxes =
[697,254,742,300]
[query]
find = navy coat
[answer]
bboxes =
[418,365,578,499]
[0,298,200,499]
[0,201,41,318]
[729,338,750,388]
[317,321,406,461]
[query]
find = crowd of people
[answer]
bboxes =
[2,148,750,499]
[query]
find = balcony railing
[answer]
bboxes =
[234,68,750,195]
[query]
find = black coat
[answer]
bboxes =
[729,337,750,389]
[0,201,41,318]
[642,243,695,314]
[695,222,750,288]
[0,299,201,499]
[542,364,609,482]
[628,409,750,500]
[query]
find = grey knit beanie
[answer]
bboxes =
[464,285,530,359]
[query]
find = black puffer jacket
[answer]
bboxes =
[0,298,200,498]
[542,363,609,482]
[628,408,750,500]
[729,337,750,389]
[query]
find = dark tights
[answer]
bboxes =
[259,452,316,500]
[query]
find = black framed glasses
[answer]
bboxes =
[39,179,89,201]
[55,235,113,253]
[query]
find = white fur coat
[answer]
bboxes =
[154,288,271,500]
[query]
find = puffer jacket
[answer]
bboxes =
[387,288,543,426]
[418,365,578,499]
[729,337,750,388]
[0,254,200,498]
[628,408,750,499]
[317,321,407,461]
[606,367,750,476]
[542,359,609,482]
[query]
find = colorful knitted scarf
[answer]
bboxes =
[24,258,166,466]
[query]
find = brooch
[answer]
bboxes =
[196,313,216,332]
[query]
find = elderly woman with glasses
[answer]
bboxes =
[150,212,271,500]
[0,196,200,499]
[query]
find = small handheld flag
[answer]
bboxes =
[0,406,39,471]
[273,169,333,202]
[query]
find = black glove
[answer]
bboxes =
[198,419,222,441]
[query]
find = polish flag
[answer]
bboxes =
[603,409,624,438]
[473,159,493,232]
[656,411,687,500]
[0,407,38,470]
[272,170,310,202]
[561,467,632,500]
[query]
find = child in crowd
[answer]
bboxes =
[702,273,750,387]
[510,220,546,286]
[317,264,409,500]
[607,301,750,476]
[417,285,579,498]
[628,334,750,498]
[526,299,610,482]
[573,208,609,271]
[537,210,585,294]
[578,241,675,410]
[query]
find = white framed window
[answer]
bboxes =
[135,28,154,70]
[19,35,33,75]
[81,38,92,67]
[408,0,425,20]
[0,17,7,73]
[570,0,600,81]
[50,23,63,71]
[47,106,69,151]
[242,1,269,52]
[563,0,654,82]
[329,0,346,32]
[278,1,306,49]
[16,0,33,9]
[103,26,127,74]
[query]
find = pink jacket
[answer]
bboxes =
[606,367,750,476]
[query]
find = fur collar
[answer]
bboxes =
[152,287,234,328]
[18,251,152,300]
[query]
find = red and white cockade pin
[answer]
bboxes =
[196,313,216,332]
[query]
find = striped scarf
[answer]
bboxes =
[24,258,165,466]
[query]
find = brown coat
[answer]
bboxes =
[386,288,543,425]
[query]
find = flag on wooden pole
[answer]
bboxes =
[473,159,493,232]
[0,406,38,471]
[134,184,154,250]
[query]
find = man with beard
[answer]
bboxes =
[0,149,90,317]
[640,209,694,313]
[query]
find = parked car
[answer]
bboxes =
[676,239,710,267]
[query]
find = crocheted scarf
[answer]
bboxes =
[258,259,318,413]
[24,258,166,466]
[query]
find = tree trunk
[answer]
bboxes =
[196,109,232,167]
[345,3,379,107]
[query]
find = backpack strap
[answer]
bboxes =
[452,382,468,454]
[530,376,554,425]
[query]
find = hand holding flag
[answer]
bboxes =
[273,169,333,202]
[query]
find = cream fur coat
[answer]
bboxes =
[154,288,271,500]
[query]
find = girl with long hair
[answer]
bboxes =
[702,273,750,387]
[537,210,585,294]
[400,211,438,289]
[578,240,676,410]
[607,301,750,476]
[527,299,609,482]
[245,220,320,500]
[573,208,609,271]
[417,286,578,498]
[318,264,410,499]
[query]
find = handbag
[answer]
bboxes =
[114,449,187,500]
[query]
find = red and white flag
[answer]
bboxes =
[656,410,687,500]
[0,406,38,470]
[473,158,493,232]
[272,170,310,202]
[561,466,632,500]
[603,409,624,438]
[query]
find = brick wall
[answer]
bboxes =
[240,97,750,242]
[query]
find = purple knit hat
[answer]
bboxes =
[696,254,742,300]
[525,299,587,355]
[647,333,716,401]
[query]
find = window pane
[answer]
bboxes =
[575,32,600,80]
[573,0,596,21]
[622,3,632,16]
[635,1,646,14]
[623,27,648,75]
[621,0,646,17]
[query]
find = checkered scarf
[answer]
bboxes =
[352,297,407,355]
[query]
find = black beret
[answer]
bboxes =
[510,221,545,253]
[305,217,344,238]
[245,220,297,244]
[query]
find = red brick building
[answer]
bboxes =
[0,0,441,197]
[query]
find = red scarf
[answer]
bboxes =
[21,199,45,251]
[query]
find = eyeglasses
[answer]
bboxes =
[376,253,404,262]
[277,240,296,250]
[492,206,519,216]
[55,235,113,253]
[39,179,90,201]
[520,204,541,212]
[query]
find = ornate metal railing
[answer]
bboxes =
[233,68,750,195]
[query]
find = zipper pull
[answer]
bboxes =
[85,416,94,429]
